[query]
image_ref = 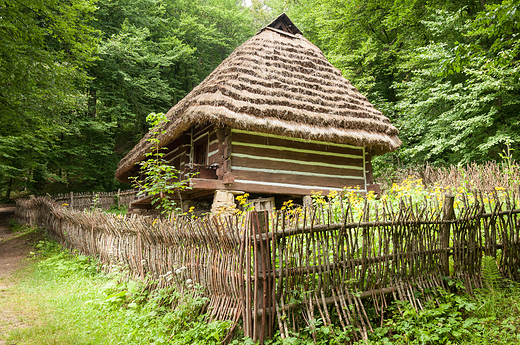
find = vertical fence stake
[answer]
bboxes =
[442,195,455,277]
[70,191,74,209]
[254,210,272,344]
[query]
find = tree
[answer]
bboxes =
[1,0,259,197]
[76,0,257,192]
[395,4,520,164]
[0,0,98,198]
[273,0,517,169]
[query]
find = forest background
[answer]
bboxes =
[1,0,518,199]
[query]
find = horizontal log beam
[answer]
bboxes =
[255,286,397,317]
[257,247,456,280]
[189,178,353,196]
[266,207,520,239]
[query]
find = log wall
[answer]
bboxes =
[163,123,219,180]
[230,129,366,194]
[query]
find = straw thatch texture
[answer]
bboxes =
[116,25,401,182]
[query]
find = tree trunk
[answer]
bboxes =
[5,177,13,200]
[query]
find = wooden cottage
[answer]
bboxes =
[115,14,401,212]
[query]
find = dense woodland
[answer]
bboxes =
[0,0,518,198]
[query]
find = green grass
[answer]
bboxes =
[361,285,520,345]
[0,240,230,345]
[8,219,38,234]
[103,204,128,216]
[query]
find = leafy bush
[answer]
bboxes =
[8,219,38,234]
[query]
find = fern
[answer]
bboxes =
[482,256,502,291]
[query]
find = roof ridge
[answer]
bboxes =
[265,13,302,35]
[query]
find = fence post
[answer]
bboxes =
[253,210,273,343]
[441,195,455,277]
[117,188,121,208]
[69,191,74,209]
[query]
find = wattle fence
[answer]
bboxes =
[15,191,520,343]
[49,189,137,211]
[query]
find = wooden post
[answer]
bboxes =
[253,210,272,343]
[117,188,121,208]
[69,191,74,209]
[441,195,455,277]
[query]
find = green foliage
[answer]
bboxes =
[3,240,232,345]
[40,251,99,278]
[482,256,503,292]
[8,220,38,234]
[130,112,195,215]
[104,203,128,216]
[86,0,257,191]
[395,7,520,165]
[0,0,99,195]
[0,0,258,198]
[275,0,518,169]
[252,284,520,345]
[362,289,481,345]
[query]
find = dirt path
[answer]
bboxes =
[0,205,35,279]
[0,205,40,344]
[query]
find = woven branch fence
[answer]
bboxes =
[50,189,137,211]
[15,191,520,343]
[377,161,520,193]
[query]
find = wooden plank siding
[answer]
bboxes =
[160,123,220,181]
[230,129,366,193]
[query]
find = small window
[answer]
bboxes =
[194,142,207,166]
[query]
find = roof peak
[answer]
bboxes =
[264,13,302,36]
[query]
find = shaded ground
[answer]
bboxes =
[0,205,38,279]
[0,205,41,344]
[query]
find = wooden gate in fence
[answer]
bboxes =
[15,192,520,343]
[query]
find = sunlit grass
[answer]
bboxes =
[0,241,230,345]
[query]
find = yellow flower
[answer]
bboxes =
[327,190,338,199]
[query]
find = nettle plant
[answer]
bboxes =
[131,112,196,216]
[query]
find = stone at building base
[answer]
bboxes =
[303,195,313,208]
[211,190,236,215]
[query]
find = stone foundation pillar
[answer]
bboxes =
[211,190,236,214]
[303,195,313,208]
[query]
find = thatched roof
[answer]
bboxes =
[115,14,401,183]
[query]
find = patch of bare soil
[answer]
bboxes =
[0,206,39,279]
[0,205,41,343]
